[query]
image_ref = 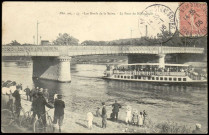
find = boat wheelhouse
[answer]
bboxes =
[103,63,207,84]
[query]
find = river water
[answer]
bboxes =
[2,61,208,132]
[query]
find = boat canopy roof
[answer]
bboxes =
[109,63,190,67]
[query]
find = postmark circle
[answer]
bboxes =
[174,2,207,38]
[138,4,176,44]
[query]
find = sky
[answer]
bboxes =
[2,2,179,44]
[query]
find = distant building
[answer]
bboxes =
[41,40,50,45]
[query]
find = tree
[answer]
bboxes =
[53,33,79,45]
[7,40,21,46]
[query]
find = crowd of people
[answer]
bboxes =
[1,80,65,133]
[1,80,205,133]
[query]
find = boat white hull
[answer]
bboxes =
[102,76,207,84]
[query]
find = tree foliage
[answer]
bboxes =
[6,40,21,46]
[81,30,207,48]
[53,33,79,45]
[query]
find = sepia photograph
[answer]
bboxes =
[1,2,208,133]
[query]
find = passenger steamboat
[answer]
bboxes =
[103,63,207,84]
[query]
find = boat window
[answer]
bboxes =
[178,78,181,81]
[152,77,155,80]
[124,76,126,79]
[131,76,133,79]
[169,78,172,81]
[127,76,130,79]
[134,76,137,79]
[118,75,120,78]
[164,77,167,80]
[138,76,141,79]
[156,77,159,80]
[114,75,117,78]
[174,78,177,81]
[121,76,123,78]
[183,78,186,81]
[148,77,151,80]
[160,77,163,80]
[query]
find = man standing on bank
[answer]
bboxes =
[101,102,107,128]
[112,100,121,121]
[53,94,65,133]
[43,88,49,102]
[32,92,53,132]
[12,85,22,118]
[24,86,31,101]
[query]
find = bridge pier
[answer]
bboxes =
[158,54,165,68]
[32,56,71,82]
[56,56,71,82]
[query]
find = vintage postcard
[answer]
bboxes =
[2,2,207,133]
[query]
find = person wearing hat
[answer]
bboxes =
[125,105,132,125]
[8,82,16,110]
[132,109,139,126]
[112,100,121,121]
[138,112,144,127]
[39,88,44,93]
[5,83,12,109]
[43,88,49,102]
[87,111,94,130]
[2,83,9,108]
[101,102,107,128]
[192,123,203,134]
[24,86,31,101]
[96,107,101,117]
[53,94,65,133]
[30,87,37,102]
[142,110,148,125]
[12,85,22,118]
[32,91,53,131]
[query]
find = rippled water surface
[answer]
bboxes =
[2,61,208,131]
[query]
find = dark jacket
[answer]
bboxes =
[102,106,107,118]
[24,88,31,95]
[12,90,21,106]
[54,99,65,117]
[43,91,49,99]
[112,103,121,112]
[32,95,53,114]
[30,89,37,96]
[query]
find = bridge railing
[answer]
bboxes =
[2,45,204,56]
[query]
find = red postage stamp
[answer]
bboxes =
[177,2,207,37]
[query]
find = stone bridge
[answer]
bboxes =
[2,45,205,82]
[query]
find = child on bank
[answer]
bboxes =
[53,94,65,133]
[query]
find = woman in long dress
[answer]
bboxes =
[125,105,132,125]
[138,112,144,127]
[87,112,94,129]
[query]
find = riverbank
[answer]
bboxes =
[2,93,207,133]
